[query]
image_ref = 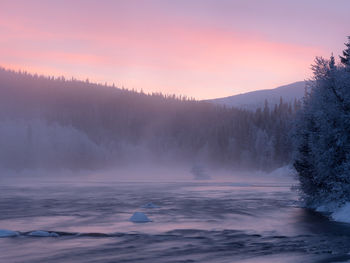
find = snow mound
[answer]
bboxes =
[141,202,160,208]
[0,229,19,237]
[129,212,152,223]
[28,230,59,237]
[331,203,350,223]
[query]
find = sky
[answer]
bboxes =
[1,0,349,99]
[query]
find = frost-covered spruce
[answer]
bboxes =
[294,37,350,207]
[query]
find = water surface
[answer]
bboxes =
[0,180,350,262]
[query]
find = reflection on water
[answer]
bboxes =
[0,181,350,262]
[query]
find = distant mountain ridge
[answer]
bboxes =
[207,81,306,110]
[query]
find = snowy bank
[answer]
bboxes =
[315,202,350,224]
[331,203,350,223]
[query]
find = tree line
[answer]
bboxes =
[0,66,300,171]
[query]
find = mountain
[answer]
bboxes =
[207,81,306,110]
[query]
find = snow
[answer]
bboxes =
[129,212,152,223]
[314,202,350,224]
[331,203,350,223]
[141,202,160,208]
[0,229,19,237]
[315,202,339,213]
[28,230,59,237]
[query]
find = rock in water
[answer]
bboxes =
[141,202,160,208]
[0,229,19,237]
[28,230,59,237]
[129,212,152,223]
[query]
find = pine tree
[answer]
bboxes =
[340,36,350,67]
[294,40,350,206]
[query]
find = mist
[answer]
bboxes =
[0,66,300,182]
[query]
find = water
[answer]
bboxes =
[1,179,350,262]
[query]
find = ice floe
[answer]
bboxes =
[0,229,19,237]
[129,212,152,223]
[28,230,59,237]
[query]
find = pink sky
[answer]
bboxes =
[1,0,349,99]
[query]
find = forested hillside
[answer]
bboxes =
[0,67,300,172]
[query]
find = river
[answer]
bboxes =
[0,178,350,262]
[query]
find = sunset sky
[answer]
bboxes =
[1,0,349,99]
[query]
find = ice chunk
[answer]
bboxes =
[141,202,160,208]
[28,230,59,237]
[331,203,350,223]
[0,229,19,237]
[129,212,152,223]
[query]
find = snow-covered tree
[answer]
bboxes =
[294,38,350,206]
[340,36,350,67]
